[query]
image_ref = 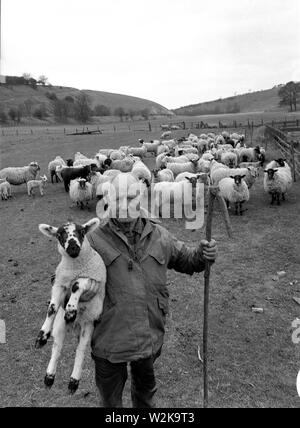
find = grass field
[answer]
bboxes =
[1,126,300,408]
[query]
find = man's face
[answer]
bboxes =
[110,173,143,223]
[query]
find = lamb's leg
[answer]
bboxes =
[44,307,66,388]
[35,284,67,348]
[68,321,94,394]
[64,278,90,323]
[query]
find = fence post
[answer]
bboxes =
[148,122,152,132]
[291,142,297,182]
[114,125,116,132]
[31,129,33,135]
[182,121,186,130]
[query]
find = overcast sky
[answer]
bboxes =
[1,0,300,109]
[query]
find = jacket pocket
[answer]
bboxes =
[101,246,122,267]
[148,245,166,265]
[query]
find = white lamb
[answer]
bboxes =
[35,218,106,394]
[27,175,48,196]
[0,162,40,185]
[0,179,12,200]
[69,178,93,209]
[263,166,292,205]
[218,175,250,215]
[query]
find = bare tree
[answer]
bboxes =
[38,75,48,86]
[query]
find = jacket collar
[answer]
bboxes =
[108,217,155,248]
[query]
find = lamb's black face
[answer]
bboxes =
[56,223,85,258]
[275,158,286,167]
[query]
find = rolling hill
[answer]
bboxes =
[0,82,173,121]
[173,85,286,116]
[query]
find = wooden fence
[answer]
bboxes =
[265,124,300,181]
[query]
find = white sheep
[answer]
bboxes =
[73,158,99,168]
[153,178,200,219]
[175,172,210,185]
[143,141,161,155]
[221,151,238,168]
[27,175,48,197]
[131,160,152,186]
[110,157,134,172]
[69,178,93,209]
[152,168,174,182]
[165,159,199,178]
[218,175,250,215]
[125,146,147,158]
[36,218,106,394]
[238,146,261,163]
[157,144,170,156]
[263,165,292,205]
[211,165,258,188]
[0,179,12,200]
[0,162,40,185]
[48,156,66,183]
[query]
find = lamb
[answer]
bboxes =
[48,156,66,183]
[61,165,91,192]
[157,144,170,155]
[27,175,48,197]
[0,179,12,200]
[69,178,93,210]
[152,168,174,182]
[218,175,250,215]
[0,162,40,185]
[109,150,126,161]
[263,166,292,205]
[35,218,106,394]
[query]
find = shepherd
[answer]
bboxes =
[78,172,217,407]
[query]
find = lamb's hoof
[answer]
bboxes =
[64,310,77,324]
[44,374,55,388]
[35,330,50,348]
[68,378,79,394]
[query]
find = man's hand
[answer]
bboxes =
[200,239,217,262]
[77,279,100,302]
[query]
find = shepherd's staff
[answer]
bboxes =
[201,186,233,408]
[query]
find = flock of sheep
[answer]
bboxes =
[0,130,293,217]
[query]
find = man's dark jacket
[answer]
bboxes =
[88,218,206,363]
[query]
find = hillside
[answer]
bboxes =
[173,85,286,116]
[0,83,173,120]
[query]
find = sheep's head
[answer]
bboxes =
[66,159,74,166]
[230,175,246,186]
[40,175,48,182]
[39,218,100,259]
[29,162,40,171]
[275,158,286,167]
[78,178,87,188]
[264,168,278,180]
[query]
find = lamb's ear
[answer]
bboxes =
[39,224,58,237]
[82,217,100,234]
